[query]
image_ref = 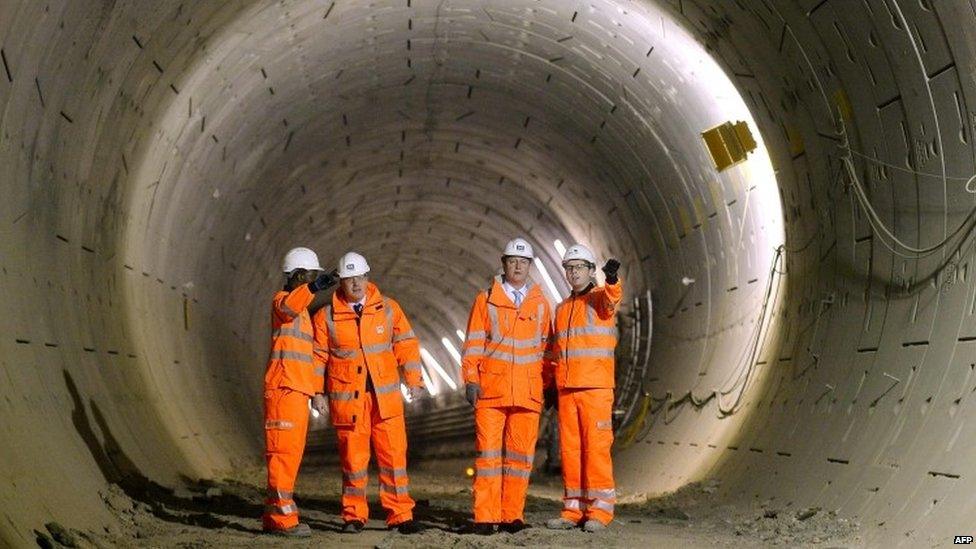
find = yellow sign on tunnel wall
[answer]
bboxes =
[701,120,757,172]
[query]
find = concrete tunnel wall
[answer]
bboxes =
[1,0,976,546]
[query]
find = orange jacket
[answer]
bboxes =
[312,282,422,426]
[548,279,622,389]
[264,284,323,396]
[461,278,553,412]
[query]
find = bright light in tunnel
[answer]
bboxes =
[455,329,465,342]
[441,337,462,365]
[400,384,411,403]
[533,257,564,302]
[553,239,567,258]
[420,348,458,390]
[308,399,320,419]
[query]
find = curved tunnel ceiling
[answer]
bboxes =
[2,0,975,546]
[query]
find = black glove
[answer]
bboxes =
[544,387,558,411]
[465,384,480,407]
[309,269,340,292]
[602,259,620,284]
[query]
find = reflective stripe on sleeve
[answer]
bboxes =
[392,330,416,343]
[362,342,393,354]
[272,326,314,342]
[329,391,357,401]
[402,360,422,372]
[373,382,399,395]
[269,350,314,362]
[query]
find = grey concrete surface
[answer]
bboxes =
[1,1,975,547]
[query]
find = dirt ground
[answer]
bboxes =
[36,461,862,548]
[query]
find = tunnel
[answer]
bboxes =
[2,0,976,546]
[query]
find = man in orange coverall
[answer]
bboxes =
[312,251,425,534]
[263,247,339,536]
[459,237,553,535]
[544,244,622,532]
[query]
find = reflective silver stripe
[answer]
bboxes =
[403,360,422,371]
[267,488,293,500]
[586,488,616,499]
[586,302,596,326]
[564,488,583,498]
[484,350,544,365]
[537,303,545,343]
[313,366,325,376]
[462,347,485,358]
[564,499,582,510]
[380,467,408,479]
[504,450,534,464]
[273,326,314,342]
[380,483,410,495]
[330,391,357,401]
[556,326,618,339]
[374,382,399,395]
[393,330,416,343]
[466,330,487,341]
[343,469,368,481]
[331,348,358,359]
[476,467,502,477]
[478,449,503,459]
[590,499,614,512]
[313,344,328,354]
[269,350,314,362]
[280,302,299,319]
[343,486,366,497]
[503,466,532,479]
[384,298,394,339]
[491,336,541,350]
[487,303,502,341]
[564,348,615,359]
[362,342,392,354]
[265,503,297,515]
[325,306,338,347]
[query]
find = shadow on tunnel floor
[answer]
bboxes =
[64,370,265,534]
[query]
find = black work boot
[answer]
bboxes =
[342,520,365,533]
[499,520,531,533]
[393,519,423,534]
[459,522,495,535]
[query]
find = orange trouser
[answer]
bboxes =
[263,387,310,530]
[336,389,414,526]
[472,406,540,523]
[558,388,615,525]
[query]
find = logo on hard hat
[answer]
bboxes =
[517,244,525,250]
[346,263,354,270]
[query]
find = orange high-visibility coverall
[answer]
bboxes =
[263,283,324,531]
[312,282,423,526]
[462,278,553,524]
[547,278,622,525]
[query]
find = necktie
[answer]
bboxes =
[513,290,522,308]
[354,303,363,316]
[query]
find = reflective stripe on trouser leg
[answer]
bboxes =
[500,407,541,523]
[372,396,415,526]
[558,389,585,522]
[263,388,309,530]
[581,388,616,524]
[473,406,506,523]
[336,389,373,523]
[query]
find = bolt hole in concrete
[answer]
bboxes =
[17,0,976,546]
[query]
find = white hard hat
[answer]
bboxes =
[502,237,534,259]
[282,247,322,273]
[562,244,596,266]
[337,252,370,278]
